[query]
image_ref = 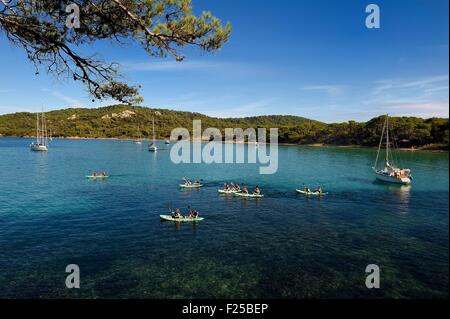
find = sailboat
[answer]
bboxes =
[48,127,53,141]
[372,115,412,185]
[30,111,49,151]
[148,116,158,152]
[133,125,142,144]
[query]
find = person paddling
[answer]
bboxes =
[186,208,200,219]
[172,208,182,219]
[253,185,261,195]
[191,209,199,218]
[242,186,249,194]
[315,186,322,194]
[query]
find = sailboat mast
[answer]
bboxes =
[43,113,47,146]
[36,112,39,143]
[385,115,389,165]
[374,116,386,169]
[41,112,45,145]
[152,116,155,142]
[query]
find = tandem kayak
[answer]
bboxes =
[218,189,241,194]
[296,189,327,196]
[86,175,109,179]
[160,215,204,222]
[234,192,264,198]
[179,183,203,188]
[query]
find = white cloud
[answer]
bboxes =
[0,105,35,114]
[206,98,278,118]
[372,75,449,95]
[302,85,343,96]
[121,60,254,73]
[41,89,83,107]
[382,101,449,118]
[363,75,449,118]
[424,85,449,93]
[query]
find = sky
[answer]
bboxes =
[0,0,448,122]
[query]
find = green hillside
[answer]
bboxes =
[0,105,448,150]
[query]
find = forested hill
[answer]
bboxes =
[0,105,448,150]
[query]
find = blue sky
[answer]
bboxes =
[0,0,448,122]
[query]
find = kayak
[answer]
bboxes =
[218,189,241,194]
[179,183,203,188]
[234,192,264,198]
[296,189,328,196]
[160,215,204,222]
[86,175,109,179]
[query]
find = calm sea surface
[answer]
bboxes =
[0,138,448,298]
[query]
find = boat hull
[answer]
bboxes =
[296,189,327,196]
[30,144,48,152]
[180,184,203,188]
[160,215,204,222]
[375,173,411,185]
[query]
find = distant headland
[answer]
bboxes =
[0,105,448,151]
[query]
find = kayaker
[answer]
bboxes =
[242,186,249,194]
[254,186,260,194]
[315,186,322,194]
[172,209,182,219]
[305,186,311,193]
[186,209,199,219]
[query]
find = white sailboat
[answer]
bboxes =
[30,112,49,151]
[48,127,53,141]
[148,116,157,152]
[373,115,412,185]
[133,125,142,145]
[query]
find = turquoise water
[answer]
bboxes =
[0,138,448,298]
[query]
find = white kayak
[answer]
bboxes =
[296,189,327,196]
[234,192,264,198]
[179,183,203,188]
[160,215,204,222]
[86,175,109,179]
[218,189,241,194]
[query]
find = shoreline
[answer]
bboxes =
[3,136,448,152]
